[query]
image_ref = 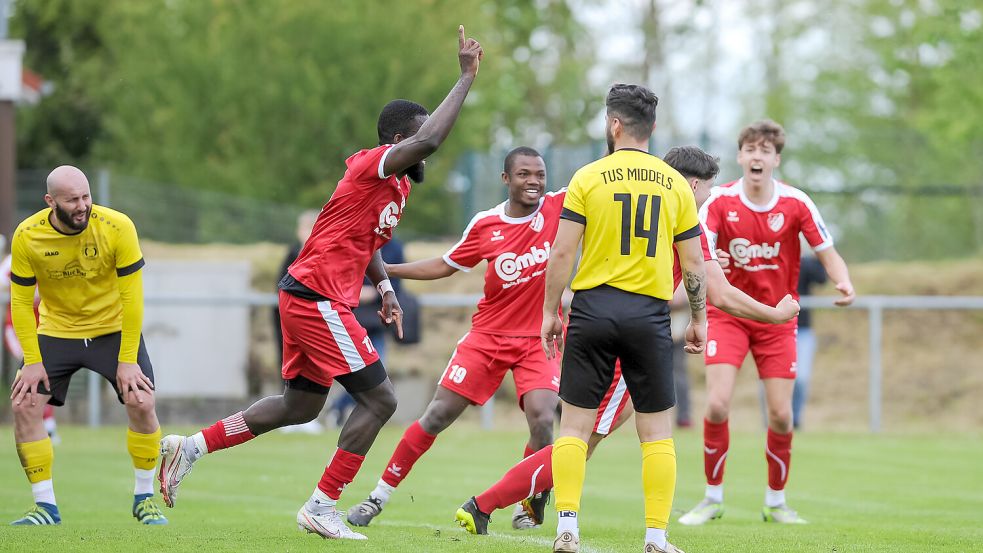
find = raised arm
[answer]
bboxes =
[382,26,484,177]
[385,257,458,281]
[815,246,855,306]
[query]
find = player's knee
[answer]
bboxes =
[367,386,397,423]
[767,405,792,429]
[126,391,157,413]
[526,408,556,440]
[420,404,454,434]
[706,396,730,421]
[11,400,45,421]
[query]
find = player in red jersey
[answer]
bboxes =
[453,146,801,535]
[678,120,854,526]
[157,26,484,541]
[345,147,564,530]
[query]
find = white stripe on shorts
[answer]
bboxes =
[595,375,628,435]
[316,300,366,372]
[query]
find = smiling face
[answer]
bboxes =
[737,138,781,186]
[503,154,547,211]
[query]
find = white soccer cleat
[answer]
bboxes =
[297,507,367,540]
[158,435,195,508]
[553,531,579,552]
[678,498,724,526]
[511,503,538,530]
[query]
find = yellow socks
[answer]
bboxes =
[641,438,676,529]
[17,437,54,484]
[127,427,162,470]
[552,436,589,513]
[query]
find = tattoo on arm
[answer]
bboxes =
[684,270,706,314]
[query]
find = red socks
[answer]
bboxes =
[380,421,437,488]
[475,445,553,514]
[201,412,256,452]
[766,429,793,490]
[703,418,729,485]
[318,448,366,500]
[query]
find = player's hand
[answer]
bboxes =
[117,362,154,405]
[458,25,483,77]
[378,291,404,340]
[834,281,855,306]
[10,362,49,407]
[683,320,707,354]
[715,249,731,273]
[772,294,800,323]
[541,311,564,359]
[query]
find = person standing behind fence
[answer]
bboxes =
[541,83,708,553]
[792,251,826,429]
[8,165,166,526]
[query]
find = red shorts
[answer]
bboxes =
[704,307,798,379]
[439,332,560,409]
[278,291,380,388]
[593,361,630,435]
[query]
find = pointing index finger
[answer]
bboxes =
[459,25,465,49]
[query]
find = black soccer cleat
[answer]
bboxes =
[455,497,491,535]
[521,489,551,526]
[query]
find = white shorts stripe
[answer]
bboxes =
[595,375,628,435]
[317,300,366,372]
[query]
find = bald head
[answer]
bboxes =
[45,165,93,233]
[46,165,90,196]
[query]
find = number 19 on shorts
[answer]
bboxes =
[615,193,661,257]
[444,364,467,384]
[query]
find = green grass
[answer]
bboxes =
[1,424,981,552]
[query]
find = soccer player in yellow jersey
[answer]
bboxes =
[541,84,708,553]
[7,165,166,526]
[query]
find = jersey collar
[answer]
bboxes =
[737,178,781,212]
[499,196,545,224]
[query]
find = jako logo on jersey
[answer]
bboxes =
[494,241,551,282]
[767,212,785,232]
[530,212,544,232]
[729,238,781,268]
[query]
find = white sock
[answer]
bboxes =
[306,488,337,515]
[765,487,785,508]
[32,479,56,505]
[557,510,579,538]
[645,527,667,548]
[705,484,724,503]
[188,433,208,461]
[134,468,155,496]
[371,479,396,506]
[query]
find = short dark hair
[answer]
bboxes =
[738,119,786,153]
[377,99,429,144]
[606,84,659,141]
[663,146,720,180]
[503,146,542,175]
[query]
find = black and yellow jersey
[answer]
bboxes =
[561,149,701,300]
[10,205,144,340]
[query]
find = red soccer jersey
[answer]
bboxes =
[288,145,412,307]
[443,190,566,337]
[699,178,833,306]
[672,229,715,289]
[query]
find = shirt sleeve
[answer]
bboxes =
[700,230,715,261]
[9,229,36,286]
[442,216,484,272]
[347,145,394,184]
[796,193,834,252]
[117,271,144,363]
[672,179,702,242]
[560,173,587,225]
[698,191,722,252]
[115,214,145,276]
[9,231,40,363]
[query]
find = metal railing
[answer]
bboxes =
[4,292,983,432]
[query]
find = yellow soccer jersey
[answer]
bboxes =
[561,148,701,300]
[10,205,145,338]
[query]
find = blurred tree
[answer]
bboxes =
[750,0,983,260]
[10,0,109,168]
[14,0,596,237]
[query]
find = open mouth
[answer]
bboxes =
[523,187,543,199]
[750,165,764,176]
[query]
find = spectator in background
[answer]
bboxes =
[273,210,319,362]
[793,251,827,429]
[1,235,60,445]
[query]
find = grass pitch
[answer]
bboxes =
[0,424,980,552]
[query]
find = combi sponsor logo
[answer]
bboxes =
[729,238,781,271]
[494,241,551,283]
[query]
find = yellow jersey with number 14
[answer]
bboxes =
[10,205,145,338]
[561,148,701,300]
